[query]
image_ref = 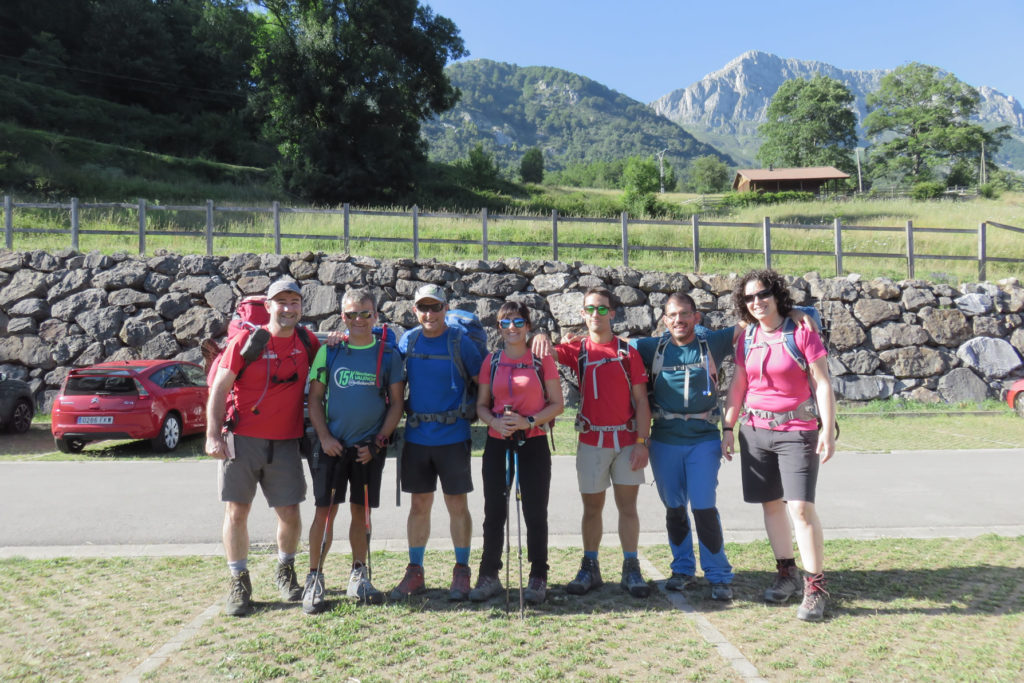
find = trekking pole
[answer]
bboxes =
[503,405,513,616]
[363,459,373,583]
[316,485,337,581]
[514,443,524,619]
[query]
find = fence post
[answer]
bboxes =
[762,216,771,270]
[481,207,488,261]
[273,201,281,255]
[621,211,629,267]
[4,196,11,250]
[551,210,559,261]
[343,203,350,254]
[833,217,843,276]
[978,222,987,282]
[137,198,146,256]
[206,200,214,256]
[412,205,420,259]
[691,213,700,273]
[905,220,915,279]
[71,198,80,251]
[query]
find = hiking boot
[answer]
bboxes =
[620,557,650,598]
[302,570,326,615]
[448,563,472,601]
[710,583,734,601]
[224,570,253,617]
[523,577,547,605]
[276,560,303,601]
[665,572,697,591]
[796,573,829,622]
[347,563,385,605]
[468,574,503,602]
[389,563,426,601]
[566,557,603,595]
[764,562,802,603]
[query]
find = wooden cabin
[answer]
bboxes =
[732,166,850,194]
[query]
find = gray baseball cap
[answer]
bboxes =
[267,279,302,300]
[413,283,447,305]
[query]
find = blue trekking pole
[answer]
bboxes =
[503,404,513,615]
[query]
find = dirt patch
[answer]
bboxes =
[0,424,55,456]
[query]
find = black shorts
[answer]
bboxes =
[738,423,819,504]
[308,444,387,508]
[401,440,473,495]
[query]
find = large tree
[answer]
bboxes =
[864,62,1005,183]
[252,0,465,203]
[757,75,857,173]
[687,155,731,193]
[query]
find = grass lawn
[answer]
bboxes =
[2,537,1022,681]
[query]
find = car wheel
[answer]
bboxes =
[56,437,87,454]
[1016,393,1024,419]
[9,399,33,433]
[152,413,182,452]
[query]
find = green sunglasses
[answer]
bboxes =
[583,305,610,316]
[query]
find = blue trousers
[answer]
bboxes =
[648,438,734,584]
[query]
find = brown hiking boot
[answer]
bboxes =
[224,570,253,617]
[389,563,426,601]
[448,563,472,601]
[275,560,302,601]
[764,561,801,603]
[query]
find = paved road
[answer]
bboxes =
[2,450,1022,558]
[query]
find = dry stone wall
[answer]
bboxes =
[1,249,1022,412]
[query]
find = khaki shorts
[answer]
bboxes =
[218,433,307,508]
[575,442,645,494]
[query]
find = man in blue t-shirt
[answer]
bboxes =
[390,284,483,602]
[302,288,405,614]
[632,292,738,601]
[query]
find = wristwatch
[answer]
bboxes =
[636,437,649,446]
[527,416,536,427]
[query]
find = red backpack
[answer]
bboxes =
[202,296,271,385]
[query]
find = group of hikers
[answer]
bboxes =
[204,268,837,623]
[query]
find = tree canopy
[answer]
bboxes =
[519,147,544,183]
[756,75,857,174]
[864,62,1006,183]
[686,155,731,193]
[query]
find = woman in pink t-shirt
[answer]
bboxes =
[470,301,564,606]
[722,269,836,623]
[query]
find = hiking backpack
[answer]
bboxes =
[316,324,398,402]
[404,309,488,424]
[645,331,717,412]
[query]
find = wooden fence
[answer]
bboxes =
[3,196,1023,280]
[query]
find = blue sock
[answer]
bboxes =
[455,546,470,565]
[584,550,599,561]
[228,559,247,576]
[409,546,425,566]
[623,551,638,560]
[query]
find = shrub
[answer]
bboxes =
[978,182,1001,199]
[910,181,946,200]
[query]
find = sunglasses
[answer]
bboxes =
[743,287,774,304]
[583,305,610,316]
[416,302,444,313]
[343,310,373,320]
[499,318,527,329]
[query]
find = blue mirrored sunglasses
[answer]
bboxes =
[499,318,527,329]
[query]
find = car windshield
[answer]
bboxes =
[65,375,139,396]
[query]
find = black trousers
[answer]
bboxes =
[478,434,551,580]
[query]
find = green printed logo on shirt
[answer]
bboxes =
[334,367,377,388]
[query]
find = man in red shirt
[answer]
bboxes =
[533,287,653,598]
[205,279,320,617]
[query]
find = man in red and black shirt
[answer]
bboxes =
[206,279,320,617]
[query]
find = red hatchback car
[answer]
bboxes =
[51,360,209,453]
[1008,378,1024,418]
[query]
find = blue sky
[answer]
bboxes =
[424,0,1024,104]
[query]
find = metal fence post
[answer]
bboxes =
[978,221,987,281]
[906,220,915,279]
[833,217,843,276]
[206,200,214,256]
[71,197,80,251]
[343,203,350,254]
[273,201,281,255]
[138,198,146,256]
[4,196,11,250]
[621,211,629,267]
[412,205,419,259]
[481,207,488,261]
[691,213,700,273]
[762,216,771,270]
[551,210,558,261]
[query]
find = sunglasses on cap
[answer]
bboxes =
[742,287,774,304]
[343,310,373,320]
[416,302,444,313]
[499,318,527,329]
[583,305,610,316]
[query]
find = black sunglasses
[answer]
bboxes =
[499,318,527,329]
[416,302,444,313]
[742,287,774,304]
[343,310,373,320]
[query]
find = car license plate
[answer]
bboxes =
[77,416,114,425]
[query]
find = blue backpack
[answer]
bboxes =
[742,305,824,372]
[404,309,488,424]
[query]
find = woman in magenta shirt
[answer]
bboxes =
[469,301,564,606]
[722,269,836,622]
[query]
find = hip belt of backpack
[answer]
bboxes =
[744,397,818,428]
[653,406,720,425]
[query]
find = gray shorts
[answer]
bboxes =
[575,442,645,494]
[218,433,307,508]
[738,423,819,504]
